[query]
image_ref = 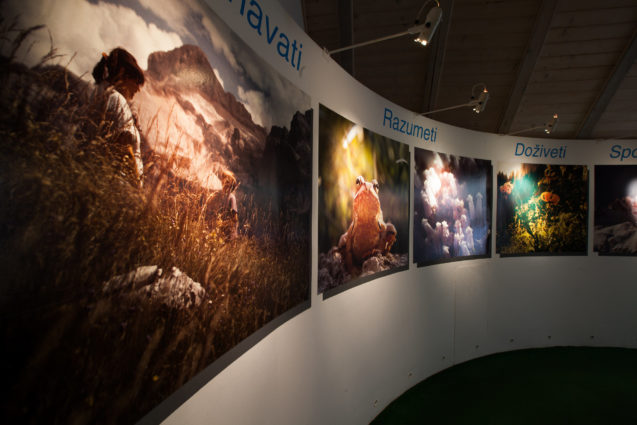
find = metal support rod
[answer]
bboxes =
[421,101,475,116]
[507,126,544,135]
[328,30,411,55]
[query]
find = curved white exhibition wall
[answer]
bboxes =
[156,2,637,425]
[2,0,634,423]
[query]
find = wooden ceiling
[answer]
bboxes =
[302,0,637,139]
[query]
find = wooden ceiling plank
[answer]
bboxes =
[605,91,637,104]
[301,0,308,32]
[545,22,635,43]
[498,0,558,134]
[451,0,539,20]
[448,19,535,36]
[534,52,618,69]
[444,49,523,62]
[446,32,529,48]
[355,0,418,14]
[517,103,592,116]
[577,29,637,138]
[542,38,625,56]
[336,0,354,76]
[557,0,637,13]
[525,79,607,94]
[521,90,599,103]
[529,65,612,83]
[552,6,637,28]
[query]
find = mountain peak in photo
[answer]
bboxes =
[145,44,255,131]
[147,45,220,91]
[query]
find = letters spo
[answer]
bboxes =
[610,145,637,161]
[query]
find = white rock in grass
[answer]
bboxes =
[103,266,205,309]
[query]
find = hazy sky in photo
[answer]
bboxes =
[2,0,309,128]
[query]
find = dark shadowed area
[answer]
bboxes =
[372,347,637,425]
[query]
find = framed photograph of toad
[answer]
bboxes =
[318,104,410,297]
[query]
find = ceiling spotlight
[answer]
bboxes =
[327,1,442,55]
[507,113,560,135]
[414,6,443,46]
[544,113,559,134]
[471,86,489,114]
[422,82,489,116]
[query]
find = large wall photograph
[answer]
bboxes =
[318,104,409,295]
[496,163,588,256]
[0,0,311,423]
[594,165,637,255]
[413,147,492,266]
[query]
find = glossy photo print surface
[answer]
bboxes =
[413,148,492,266]
[318,104,409,296]
[496,163,588,256]
[594,165,637,255]
[0,1,311,423]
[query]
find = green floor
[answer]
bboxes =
[371,347,637,425]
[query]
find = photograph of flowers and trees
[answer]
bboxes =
[496,163,588,256]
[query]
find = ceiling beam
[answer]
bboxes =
[497,0,557,134]
[421,0,454,113]
[576,28,637,139]
[336,0,354,76]
[300,0,308,32]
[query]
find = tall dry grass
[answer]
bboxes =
[0,23,309,425]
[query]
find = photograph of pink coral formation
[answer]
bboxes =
[414,147,492,266]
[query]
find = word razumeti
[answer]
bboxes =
[514,142,567,159]
[229,0,303,72]
[383,108,437,143]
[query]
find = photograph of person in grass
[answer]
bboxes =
[0,0,312,423]
[318,104,409,296]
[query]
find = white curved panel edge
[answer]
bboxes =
[163,1,637,424]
